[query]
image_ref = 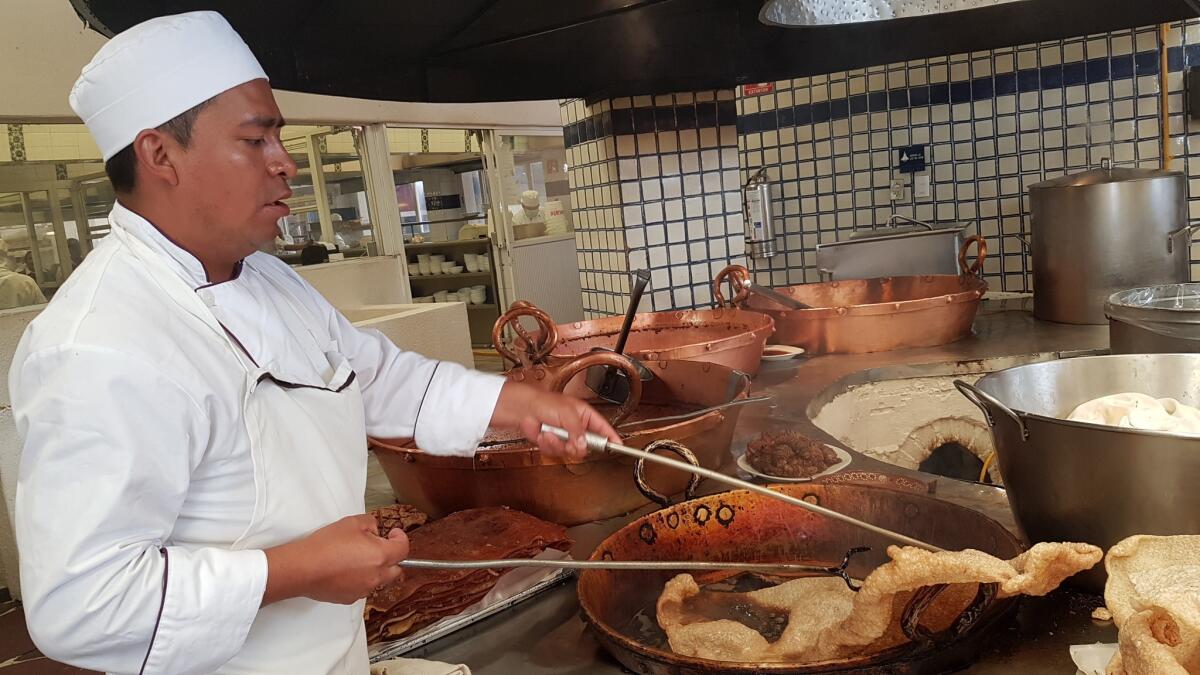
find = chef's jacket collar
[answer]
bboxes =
[109,200,242,289]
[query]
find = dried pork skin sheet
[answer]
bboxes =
[364,506,571,642]
[370,504,429,536]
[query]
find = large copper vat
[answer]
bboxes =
[578,483,1023,674]
[713,237,988,355]
[370,356,751,525]
[492,302,775,376]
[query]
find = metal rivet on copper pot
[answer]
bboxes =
[803,494,819,505]
[836,307,848,315]
[477,453,492,465]
[905,503,920,518]
[403,453,416,463]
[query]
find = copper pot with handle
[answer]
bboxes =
[492,300,775,376]
[712,236,988,355]
[577,482,1023,674]
[369,352,753,525]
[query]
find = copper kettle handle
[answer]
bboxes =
[958,235,987,277]
[634,439,701,508]
[547,351,643,426]
[712,264,752,308]
[492,301,559,366]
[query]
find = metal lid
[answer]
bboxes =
[1030,164,1182,189]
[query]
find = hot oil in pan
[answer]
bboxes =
[620,571,843,649]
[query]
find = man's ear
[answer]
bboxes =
[131,129,181,188]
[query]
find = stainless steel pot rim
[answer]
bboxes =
[971,353,1200,441]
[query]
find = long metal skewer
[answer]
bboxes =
[401,546,870,591]
[540,424,944,552]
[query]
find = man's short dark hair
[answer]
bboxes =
[104,97,213,194]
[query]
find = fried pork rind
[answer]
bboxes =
[1103,535,1200,675]
[657,542,1102,664]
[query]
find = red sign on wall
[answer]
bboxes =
[742,82,775,96]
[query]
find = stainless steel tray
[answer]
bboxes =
[367,568,574,662]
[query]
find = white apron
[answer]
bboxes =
[207,285,371,675]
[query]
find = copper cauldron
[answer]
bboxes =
[369,353,752,525]
[578,482,1024,674]
[492,301,775,376]
[713,237,988,355]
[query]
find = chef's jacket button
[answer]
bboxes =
[198,289,216,306]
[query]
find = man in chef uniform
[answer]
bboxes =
[10,11,618,675]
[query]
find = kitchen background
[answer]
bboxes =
[561,18,1200,318]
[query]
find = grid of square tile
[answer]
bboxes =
[562,91,748,315]
[560,98,630,318]
[736,22,1200,291]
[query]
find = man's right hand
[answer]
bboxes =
[262,514,410,606]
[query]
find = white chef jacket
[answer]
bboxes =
[0,265,46,310]
[10,201,505,674]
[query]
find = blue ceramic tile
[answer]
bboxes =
[929,82,950,104]
[696,102,718,127]
[830,98,849,119]
[889,87,909,109]
[675,105,697,130]
[812,100,831,123]
[972,77,994,100]
[1169,46,1184,73]
[564,124,578,148]
[1086,57,1109,84]
[994,72,1017,95]
[634,107,656,133]
[1186,44,1200,68]
[849,94,868,114]
[1017,68,1040,92]
[655,106,677,131]
[600,111,613,137]
[909,85,930,106]
[758,109,778,131]
[795,103,813,125]
[1135,50,1160,75]
[777,105,795,127]
[1110,54,1135,79]
[1041,64,1063,88]
[868,91,889,111]
[717,100,738,124]
[1062,62,1085,86]
[951,81,972,103]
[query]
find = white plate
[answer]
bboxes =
[736,444,852,482]
[761,345,807,362]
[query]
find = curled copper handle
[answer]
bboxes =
[634,439,701,508]
[900,581,999,645]
[492,302,559,366]
[958,235,987,277]
[712,264,752,308]
[547,351,643,426]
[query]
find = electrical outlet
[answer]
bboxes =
[914,174,931,199]
[889,178,906,202]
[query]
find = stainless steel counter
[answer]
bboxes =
[414,304,1118,674]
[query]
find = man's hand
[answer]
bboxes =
[262,514,409,606]
[490,380,621,461]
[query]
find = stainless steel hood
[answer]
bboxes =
[69,0,1198,103]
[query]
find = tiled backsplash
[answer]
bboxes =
[737,21,1200,292]
[560,92,746,318]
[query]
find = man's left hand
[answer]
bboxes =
[490,380,621,461]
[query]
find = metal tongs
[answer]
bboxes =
[400,546,871,591]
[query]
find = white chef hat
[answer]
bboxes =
[520,190,540,209]
[69,11,268,161]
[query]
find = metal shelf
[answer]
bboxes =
[409,271,493,283]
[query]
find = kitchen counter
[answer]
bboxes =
[410,304,1118,674]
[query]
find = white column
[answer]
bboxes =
[357,124,411,302]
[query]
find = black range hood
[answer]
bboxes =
[70,0,1198,103]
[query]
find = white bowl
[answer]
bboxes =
[407,263,421,276]
[735,445,852,483]
[447,266,464,274]
[431,254,446,263]
[470,291,486,305]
